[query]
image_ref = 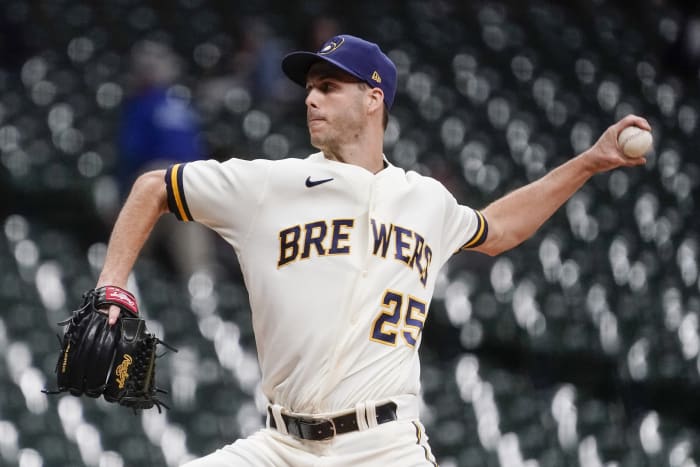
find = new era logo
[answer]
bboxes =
[371,71,382,83]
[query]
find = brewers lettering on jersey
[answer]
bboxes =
[97,34,650,466]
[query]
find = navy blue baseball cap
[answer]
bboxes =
[282,34,398,109]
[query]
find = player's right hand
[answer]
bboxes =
[583,114,650,173]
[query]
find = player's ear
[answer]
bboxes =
[366,87,384,115]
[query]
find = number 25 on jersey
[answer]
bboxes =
[370,290,427,348]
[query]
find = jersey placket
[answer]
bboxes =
[316,174,380,410]
[354,176,379,323]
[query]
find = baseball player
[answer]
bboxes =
[97,34,649,466]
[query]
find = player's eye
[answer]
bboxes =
[305,79,336,95]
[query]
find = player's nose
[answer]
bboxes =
[305,88,320,109]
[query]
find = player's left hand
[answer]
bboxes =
[582,114,650,173]
[44,286,176,412]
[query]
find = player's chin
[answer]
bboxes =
[308,132,327,150]
[307,119,326,134]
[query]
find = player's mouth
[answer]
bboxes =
[307,112,326,127]
[307,117,325,126]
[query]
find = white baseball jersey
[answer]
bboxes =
[165,152,488,414]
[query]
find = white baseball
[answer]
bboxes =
[617,126,652,159]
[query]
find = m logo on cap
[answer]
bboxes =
[371,71,382,83]
[319,37,345,54]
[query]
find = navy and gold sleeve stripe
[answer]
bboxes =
[165,163,193,222]
[462,210,488,249]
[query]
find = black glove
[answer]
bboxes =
[44,286,176,412]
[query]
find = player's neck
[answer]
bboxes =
[321,129,385,174]
[322,146,384,173]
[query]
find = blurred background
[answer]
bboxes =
[1,0,699,466]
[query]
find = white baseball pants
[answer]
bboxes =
[180,397,438,467]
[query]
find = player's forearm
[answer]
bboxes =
[97,170,168,287]
[479,153,596,255]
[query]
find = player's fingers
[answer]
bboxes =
[620,155,647,167]
[616,114,651,132]
[107,305,121,326]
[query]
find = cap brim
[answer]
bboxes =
[282,51,364,87]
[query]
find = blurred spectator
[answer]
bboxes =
[234,17,294,105]
[117,40,217,280]
[119,40,203,193]
[197,17,298,115]
[305,15,342,51]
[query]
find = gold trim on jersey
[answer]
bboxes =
[462,210,488,249]
[166,163,192,222]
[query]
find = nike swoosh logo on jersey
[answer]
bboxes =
[305,176,334,187]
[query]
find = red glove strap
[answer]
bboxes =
[99,286,139,315]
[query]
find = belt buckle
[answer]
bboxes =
[298,416,336,441]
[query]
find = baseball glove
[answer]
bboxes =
[43,286,176,412]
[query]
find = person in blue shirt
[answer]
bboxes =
[118,40,204,196]
[116,40,214,281]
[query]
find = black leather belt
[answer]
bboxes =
[268,402,397,441]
